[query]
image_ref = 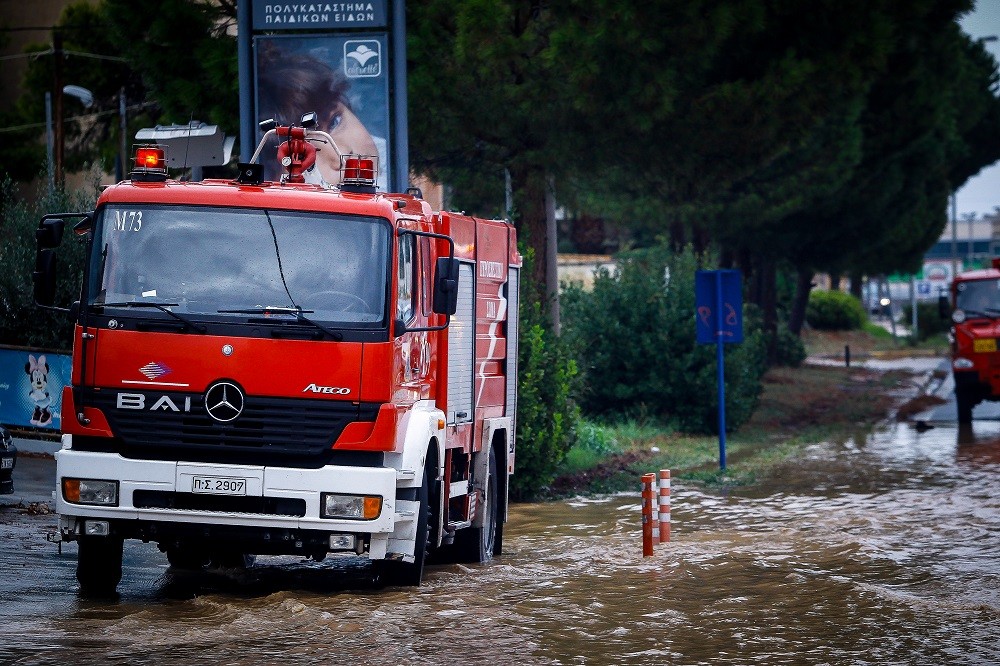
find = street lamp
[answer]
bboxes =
[45,84,93,191]
[63,85,93,108]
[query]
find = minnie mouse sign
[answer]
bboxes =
[26,354,53,426]
[0,348,69,430]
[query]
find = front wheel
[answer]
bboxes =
[956,387,975,424]
[376,463,433,586]
[77,535,124,597]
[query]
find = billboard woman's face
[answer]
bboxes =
[315,102,378,186]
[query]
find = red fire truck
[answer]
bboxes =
[33,114,520,595]
[942,259,1000,423]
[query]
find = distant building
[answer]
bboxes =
[0,2,81,114]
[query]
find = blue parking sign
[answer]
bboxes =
[695,270,743,344]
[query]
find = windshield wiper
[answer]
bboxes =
[99,301,208,333]
[962,307,1000,319]
[217,305,344,341]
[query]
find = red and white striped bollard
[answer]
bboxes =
[658,469,671,543]
[641,473,655,557]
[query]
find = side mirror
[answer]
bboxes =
[433,257,460,315]
[33,249,58,307]
[36,219,65,249]
[938,294,951,320]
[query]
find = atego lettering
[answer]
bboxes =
[303,384,351,395]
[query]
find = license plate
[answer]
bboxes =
[974,338,997,353]
[1,458,12,469]
[191,475,247,495]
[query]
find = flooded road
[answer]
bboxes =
[2,419,999,665]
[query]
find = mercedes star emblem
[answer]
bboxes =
[204,381,245,423]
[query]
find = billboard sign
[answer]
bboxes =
[254,33,391,190]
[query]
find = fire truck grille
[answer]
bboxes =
[133,490,307,517]
[79,389,381,467]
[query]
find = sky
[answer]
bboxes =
[957,0,1000,217]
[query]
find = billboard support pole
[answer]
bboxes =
[391,0,409,191]
[238,0,254,162]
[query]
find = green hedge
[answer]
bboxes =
[805,289,866,330]
[562,246,768,433]
[913,301,950,341]
[0,175,96,349]
[511,249,581,500]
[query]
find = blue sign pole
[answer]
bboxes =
[715,271,727,470]
[695,269,742,472]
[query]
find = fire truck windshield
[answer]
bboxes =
[956,279,1000,317]
[87,205,390,327]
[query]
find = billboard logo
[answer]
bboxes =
[344,40,381,78]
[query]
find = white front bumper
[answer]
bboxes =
[55,449,402,537]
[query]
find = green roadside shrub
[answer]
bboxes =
[562,245,768,434]
[511,249,581,500]
[772,324,806,367]
[805,289,866,330]
[0,174,97,349]
[914,301,950,341]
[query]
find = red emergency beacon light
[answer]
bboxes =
[341,155,378,191]
[131,145,168,182]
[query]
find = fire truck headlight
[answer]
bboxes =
[62,478,119,506]
[321,493,382,520]
[953,309,967,323]
[954,357,975,370]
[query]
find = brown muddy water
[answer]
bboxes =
[1,420,999,665]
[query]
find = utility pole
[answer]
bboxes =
[951,193,958,280]
[53,29,64,185]
[118,87,127,181]
[545,174,560,335]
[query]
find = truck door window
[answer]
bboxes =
[397,233,415,322]
[420,237,432,317]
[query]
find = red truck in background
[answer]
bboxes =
[942,258,1000,423]
[33,113,520,595]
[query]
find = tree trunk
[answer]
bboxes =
[544,174,560,335]
[669,220,685,251]
[788,268,814,336]
[848,270,863,298]
[510,164,558,330]
[760,257,778,363]
[692,223,710,257]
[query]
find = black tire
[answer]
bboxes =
[453,446,499,564]
[378,463,433,586]
[166,545,209,570]
[956,387,975,424]
[77,535,124,597]
[208,551,256,569]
